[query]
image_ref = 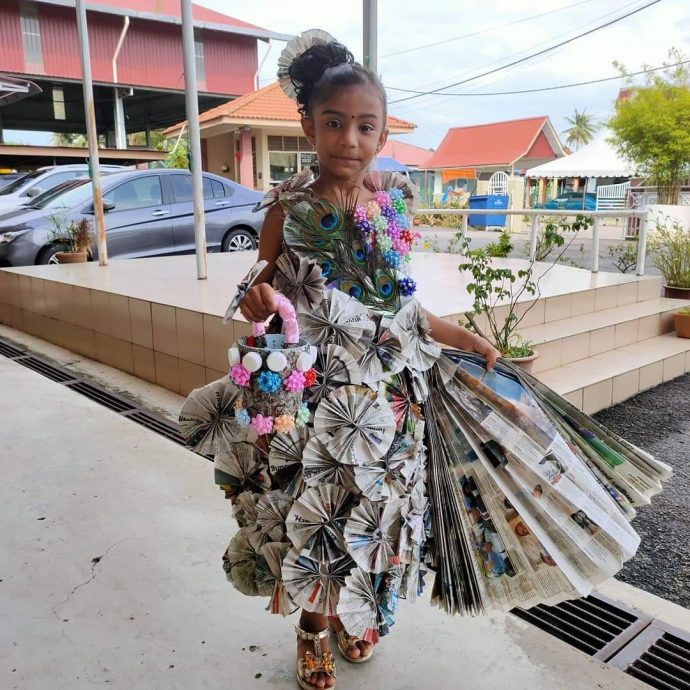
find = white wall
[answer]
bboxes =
[646,204,690,232]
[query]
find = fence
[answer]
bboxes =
[415,208,649,276]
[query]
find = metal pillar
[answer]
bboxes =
[75,0,108,266]
[181,0,207,280]
[363,0,377,73]
[113,89,126,149]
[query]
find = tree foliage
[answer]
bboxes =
[608,48,690,204]
[562,109,598,150]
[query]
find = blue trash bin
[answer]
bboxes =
[468,194,509,228]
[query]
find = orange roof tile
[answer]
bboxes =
[167,82,415,133]
[379,139,432,167]
[424,116,557,169]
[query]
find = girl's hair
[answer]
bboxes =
[288,41,387,119]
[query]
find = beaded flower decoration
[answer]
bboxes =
[353,188,420,298]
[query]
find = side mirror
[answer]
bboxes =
[103,200,115,212]
[26,187,42,198]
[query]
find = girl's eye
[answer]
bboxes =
[360,124,375,134]
[326,120,342,128]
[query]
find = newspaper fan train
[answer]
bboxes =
[181,168,671,640]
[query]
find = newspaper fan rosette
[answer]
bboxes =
[302,433,358,493]
[273,253,326,313]
[233,490,260,527]
[389,300,441,373]
[282,548,355,615]
[314,385,396,465]
[308,344,362,405]
[222,526,268,596]
[215,443,271,497]
[179,378,245,454]
[258,541,297,616]
[359,329,407,386]
[222,259,268,324]
[298,290,375,358]
[380,375,423,435]
[336,567,380,644]
[277,28,338,100]
[286,483,353,562]
[268,426,311,498]
[377,565,405,636]
[256,490,294,541]
[344,497,405,573]
[354,434,416,501]
[399,481,428,563]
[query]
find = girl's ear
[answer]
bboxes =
[301,116,315,146]
[376,128,389,154]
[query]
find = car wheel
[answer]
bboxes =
[222,228,256,252]
[37,243,71,265]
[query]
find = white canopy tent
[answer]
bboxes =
[526,134,636,178]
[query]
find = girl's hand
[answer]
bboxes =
[470,334,501,371]
[239,283,277,323]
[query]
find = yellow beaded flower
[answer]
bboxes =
[273,414,295,433]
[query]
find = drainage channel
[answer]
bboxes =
[2,334,690,689]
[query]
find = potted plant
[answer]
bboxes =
[647,216,690,298]
[673,306,690,338]
[48,215,94,264]
[458,215,592,372]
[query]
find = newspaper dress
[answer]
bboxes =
[180,171,670,641]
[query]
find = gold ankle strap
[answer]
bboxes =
[295,625,330,643]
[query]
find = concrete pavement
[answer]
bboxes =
[0,355,668,690]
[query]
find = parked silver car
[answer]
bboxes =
[0,164,127,213]
[0,169,265,266]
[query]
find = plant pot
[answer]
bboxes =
[506,350,539,374]
[412,216,421,226]
[673,311,690,339]
[663,285,690,299]
[55,251,88,264]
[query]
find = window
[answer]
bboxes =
[171,174,214,203]
[20,3,43,71]
[53,86,66,120]
[269,152,298,184]
[104,177,163,211]
[194,29,205,85]
[211,179,225,198]
[28,170,78,196]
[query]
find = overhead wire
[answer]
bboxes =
[388,0,663,104]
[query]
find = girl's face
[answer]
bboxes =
[301,83,388,181]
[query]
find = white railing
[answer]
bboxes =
[596,182,630,211]
[629,186,690,209]
[416,208,649,276]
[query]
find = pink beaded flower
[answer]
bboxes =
[230,364,251,387]
[353,205,367,222]
[373,190,391,207]
[250,414,274,435]
[283,370,305,392]
[273,414,295,433]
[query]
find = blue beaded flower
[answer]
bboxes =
[381,205,396,221]
[235,408,251,427]
[257,370,282,393]
[389,188,403,200]
[383,249,401,268]
[357,219,373,235]
[398,277,417,296]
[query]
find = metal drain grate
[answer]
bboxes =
[512,593,650,659]
[609,621,690,689]
[0,340,25,358]
[125,410,188,446]
[66,380,138,414]
[15,355,79,383]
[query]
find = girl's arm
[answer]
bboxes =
[424,309,500,370]
[238,205,284,323]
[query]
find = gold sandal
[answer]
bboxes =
[295,624,337,689]
[329,619,374,665]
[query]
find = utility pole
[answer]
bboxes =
[75,0,108,266]
[363,0,377,73]
[180,0,207,280]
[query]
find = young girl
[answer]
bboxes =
[182,29,668,690]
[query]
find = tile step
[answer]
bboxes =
[519,298,690,373]
[535,333,690,414]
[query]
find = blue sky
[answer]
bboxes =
[10,0,690,150]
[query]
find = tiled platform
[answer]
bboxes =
[0,253,688,411]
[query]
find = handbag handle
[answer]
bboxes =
[251,293,299,344]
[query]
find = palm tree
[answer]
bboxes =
[562,109,598,150]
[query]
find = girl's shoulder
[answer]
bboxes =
[254,169,315,212]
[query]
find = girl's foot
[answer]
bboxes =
[328,616,375,663]
[297,613,336,689]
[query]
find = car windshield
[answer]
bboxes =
[26,179,89,207]
[33,179,96,210]
[0,171,39,195]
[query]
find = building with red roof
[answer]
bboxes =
[379,139,432,169]
[0,0,289,167]
[165,82,416,190]
[423,116,565,207]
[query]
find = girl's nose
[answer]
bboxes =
[341,123,358,147]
